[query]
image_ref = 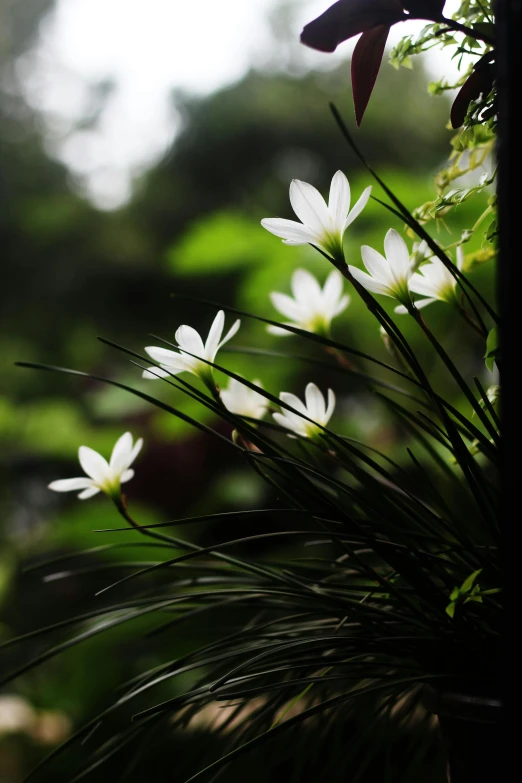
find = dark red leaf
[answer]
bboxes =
[300,0,404,53]
[351,24,391,126]
[450,65,495,129]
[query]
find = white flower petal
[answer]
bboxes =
[78,446,110,484]
[261,218,318,245]
[128,437,143,466]
[333,294,350,317]
[361,245,390,282]
[384,229,410,279]
[109,432,133,475]
[408,275,439,297]
[280,391,308,418]
[120,469,135,483]
[456,245,465,271]
[328,171,351,230]
[291,268,322,305]
[305,383,326,422]
[145,346,184,368]
[202,311,224,360]
[325,389,336,423]
[221,378,267,418]
[410,239,430,272]
[221,378,246,407]
[78,486,101,500]
[394,304,409,315]
[344,186,372,230]
[270,292,304,322]
[322,270,343,308]
[273,412,299,432]
[266,323,294,336]
[414,297,438,310]
[177,325,206,358]
[348,266,390,296]
[217,318,241,353]
[48,477,94,493]
[289,179,329,233]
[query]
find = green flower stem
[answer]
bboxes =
[114,494,181,548]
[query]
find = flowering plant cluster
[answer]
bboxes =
[5,2,500,781]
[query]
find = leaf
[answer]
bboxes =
[485,218,498,242]
[446,569,484,618]
[300,0,405,53]
[484,327,498,372]
[351,25,391,127]
[460,568,482,594]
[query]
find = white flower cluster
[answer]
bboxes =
[262,172,463,314]
[49,171,463,503]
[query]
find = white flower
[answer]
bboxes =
[273,382,336,439]
[347,228,415,307]
[410,240,430,272]
[48,432,143,500]
[142,310,240,386]
[261,171,372,261]
[268,268,349,336]
[400,245,464,311]
[221,378,269,420]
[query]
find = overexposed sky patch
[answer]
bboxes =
[17,0,463,209]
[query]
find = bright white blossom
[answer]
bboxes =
[142,310,240,386]
[347,228,416,307]
[268,268,349,336]
[273,382,336,439]
[48,432,143,500]
[396,245,464,313]
[221,378,269,420]
[261,171,372,261]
